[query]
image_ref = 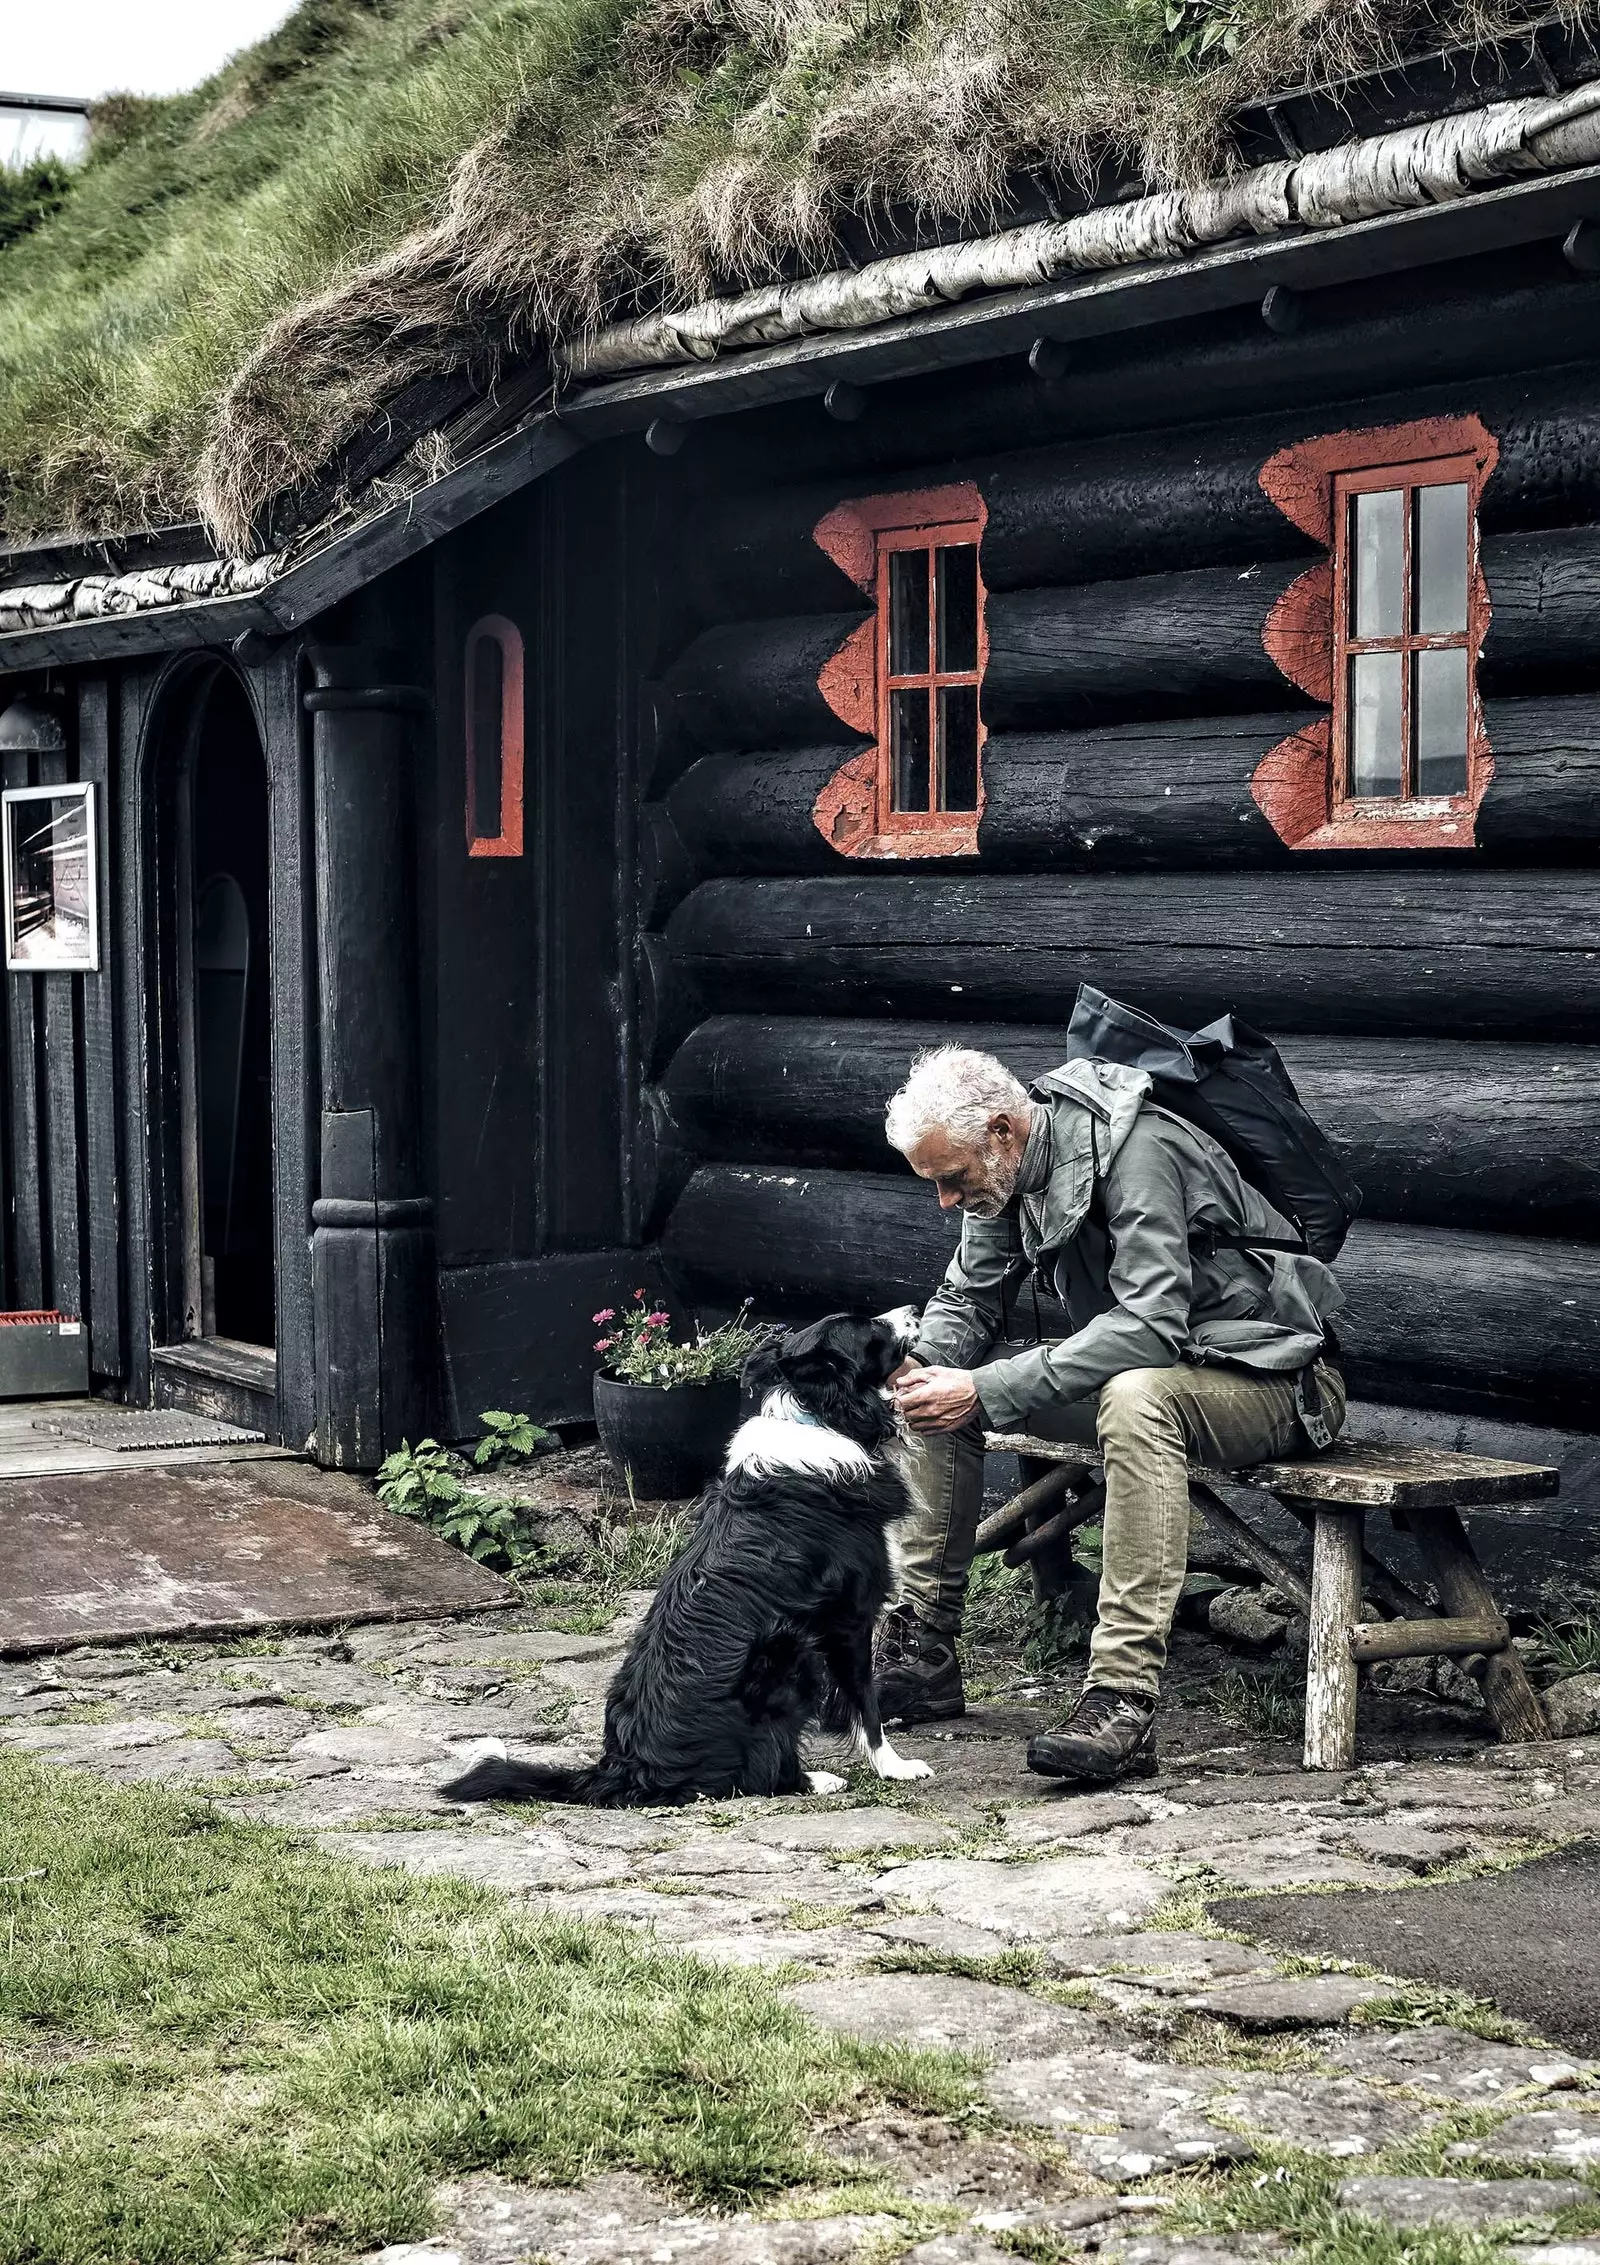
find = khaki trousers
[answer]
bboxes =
[891,1356,1346,1697]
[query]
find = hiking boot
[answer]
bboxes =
[1027,1686,1159,1783]
[874,1604,965,1725]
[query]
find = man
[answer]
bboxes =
[877,1043,1345,1784]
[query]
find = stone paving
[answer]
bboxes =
[6,1521,1600,2265]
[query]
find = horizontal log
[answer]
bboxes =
[657,1016,1600,1236]
[974,1461,1091,1552]
[683,356,1600,617]
[655,696,1600,885]
[663,529,1600,747]
[660,1164,1600,1422]
[1348,1613,1509,1663]
[1003,1489,1106,1567]
[661,871,1600,1039]
[662,613,868,753]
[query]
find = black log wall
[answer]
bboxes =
[643,308,1600,1429]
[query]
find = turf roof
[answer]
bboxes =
[0,0,1580,556]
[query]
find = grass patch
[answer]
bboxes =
[1193,1664,1305,1743]
[1526,1615,1600,1684]
[0,1752,973,2265]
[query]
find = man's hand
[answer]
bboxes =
[894,1365,981,1432]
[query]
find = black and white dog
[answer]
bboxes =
[440,1311,932,1807]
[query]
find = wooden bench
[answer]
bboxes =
[980,1431,1558,1770]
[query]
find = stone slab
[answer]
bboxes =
[319,1830,636,1892]
[0,1459,509,1651]
[1455,2110,1600,2168]
[1181,1976,1386,2028]
[877,1854,1166,1940]
[1327,2027,1590,2098]
[1336,2177,1590,2229]
[740,1809,958,1854]
[1046,1932,1275,1983]
[786,1973,1105,2058]
[1216,2073,1432,2156]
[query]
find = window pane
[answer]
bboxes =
[936,545,978,672]
[471,634,503,837]
[938,684,980,810]
[1415,482,1470,635]
[1349,650,1403,797]
[1351,488,1405,639]
[891,687,931,811]
[1415,646,1470,795]
[889,550,930,675]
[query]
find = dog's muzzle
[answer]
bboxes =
[876,1304,921,1357]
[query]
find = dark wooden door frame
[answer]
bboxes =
[128,648,316,1445]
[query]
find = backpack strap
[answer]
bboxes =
[1191,1224,1310,1260]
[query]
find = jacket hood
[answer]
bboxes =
[1021,1057,1152,1250]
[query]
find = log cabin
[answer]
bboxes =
[0,6,1597,1607]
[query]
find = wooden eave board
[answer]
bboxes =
[0,1459,510,1655]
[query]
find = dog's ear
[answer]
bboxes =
[741,1340,784,1399]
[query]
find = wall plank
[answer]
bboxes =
[662,870,1600,1039]
[660,1161,1600,1422]
[657,1015,1600,1237]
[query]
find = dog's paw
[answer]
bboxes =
[804,1768,848,1796]
[878,1754,934,1781]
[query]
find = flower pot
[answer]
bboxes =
[593,1371,740,1501]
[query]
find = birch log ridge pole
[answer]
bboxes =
[1304,1504,1364,1770]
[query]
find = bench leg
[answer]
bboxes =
[1406,1504,1549,1746]
[1305,1505,1363,1770]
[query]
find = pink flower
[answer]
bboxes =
[592,1307,616,1324]
[634,1288,647,1299]
[648,1310,671,1325]
[594,1336,614,1352]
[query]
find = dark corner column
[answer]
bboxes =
[304,649,437,1468]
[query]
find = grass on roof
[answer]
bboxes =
[0,1751,967,2264]
[0,0,1573,554]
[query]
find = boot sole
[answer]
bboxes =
[1026,1740,1159,1783]
[884,1694,966,1726]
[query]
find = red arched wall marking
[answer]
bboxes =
[811,483,988,860]
[465,613,525,859]
[1253,416,1499,851]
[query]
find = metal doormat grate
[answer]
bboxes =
[32,1409,266,1451]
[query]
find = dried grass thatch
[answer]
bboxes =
[0,0,1582,554]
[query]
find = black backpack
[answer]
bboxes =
[1058,985,1361,1263]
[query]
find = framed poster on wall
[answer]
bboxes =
[2,783,98,972]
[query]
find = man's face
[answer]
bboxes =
[905,1115,1025,1219]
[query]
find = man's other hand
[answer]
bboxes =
[894,1365,980,1431]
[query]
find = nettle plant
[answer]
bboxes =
[594,1290,767,1387]
[376,1408,553,1572]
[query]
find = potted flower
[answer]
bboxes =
[592,1291,764,1500]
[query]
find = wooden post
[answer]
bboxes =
[305,649,439,1470]
[1406,1504,1549,1746]
[1305,1504,1364,1771]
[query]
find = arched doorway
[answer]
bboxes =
[150,666,276,1379]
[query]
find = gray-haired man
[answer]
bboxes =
[878,1044,1345,1783]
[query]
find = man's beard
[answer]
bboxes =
[961,1146,1021,1220]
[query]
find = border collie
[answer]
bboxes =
[440,1311,932,1807]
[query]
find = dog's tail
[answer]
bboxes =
[440,1752,640,1807]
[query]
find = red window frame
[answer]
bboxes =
[1331,453,1483,812]
[873,519,988,838]
[465,613,525,859]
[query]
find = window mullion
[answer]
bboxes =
[1400,481,1415,798]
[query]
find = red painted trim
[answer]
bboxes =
[814,483,986,592]
[810,487,989,860]
[1253,417,1498,852]
[465,613,525,859]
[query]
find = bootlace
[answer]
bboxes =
[1067,1685,1145,1733]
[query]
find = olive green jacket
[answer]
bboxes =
[913,1058,1344,1433]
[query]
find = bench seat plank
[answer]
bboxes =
[985,1434,1557,1510]
[1241,1443,1558,1511]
